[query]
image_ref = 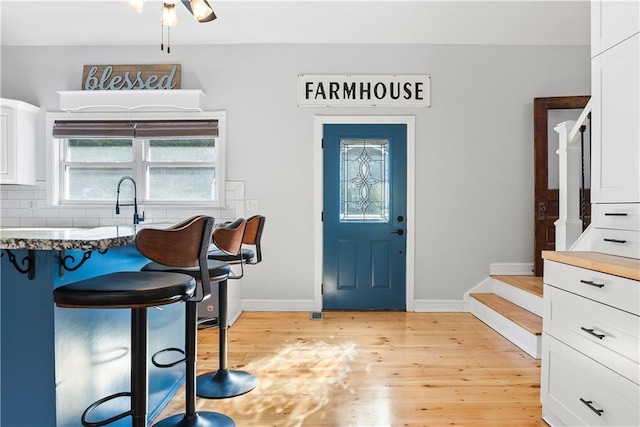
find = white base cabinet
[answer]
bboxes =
[542,335,640,427]
[541,253,640,427]
[0,98,39,185]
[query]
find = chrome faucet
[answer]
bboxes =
[115,176,144,225]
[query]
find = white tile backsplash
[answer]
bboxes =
[72,217,101,227]
[1,200,21,209]
[6,190,35,200]
[0,218,20,227]
[6,208,33,218]
[0,181,245,227]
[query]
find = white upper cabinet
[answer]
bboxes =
[591,33,640,203]
[0,99,40,185]
[591,0,640,57]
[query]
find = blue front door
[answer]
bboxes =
[323,123,407,310]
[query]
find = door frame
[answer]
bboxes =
[313,115,416,312]
[533,96,590,276]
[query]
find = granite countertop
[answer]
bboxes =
[0,225,147,251]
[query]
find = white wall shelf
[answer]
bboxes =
[58,89,205,112]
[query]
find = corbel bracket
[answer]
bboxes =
[2,249,36,280]
[58,249,108,277]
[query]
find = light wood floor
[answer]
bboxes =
[155,312,546,427]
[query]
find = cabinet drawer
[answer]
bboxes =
[544,285,639,383]
[544,261,640,316]
[543,335,640,427]
[592,203,640,231]
[591,228,640,259]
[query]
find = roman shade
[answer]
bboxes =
[52,120,218,138]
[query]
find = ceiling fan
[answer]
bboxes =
[127,0,217,52]
[128,0,216,23]
[180,0,217,22]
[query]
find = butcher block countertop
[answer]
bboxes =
[542,251,640,281]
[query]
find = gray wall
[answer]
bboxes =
[0,43,590,305]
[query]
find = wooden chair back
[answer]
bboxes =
[213,218,246,256]
[136,216,214,272]
[243,215,266,263]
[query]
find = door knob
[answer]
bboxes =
[391,229,404,235]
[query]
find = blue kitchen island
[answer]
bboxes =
[0,226,186,427]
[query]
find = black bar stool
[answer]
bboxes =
[53,218,224,427]
[197,215,265,330]
[180,218,255,399]
[137,216,236,426]
[142,217,253,423]
[196,215,266,398]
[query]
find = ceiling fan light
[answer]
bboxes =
[161,3,179,26]
[127,0,146,13]
[189,0,214,22]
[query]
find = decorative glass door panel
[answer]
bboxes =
[340,139,389,223]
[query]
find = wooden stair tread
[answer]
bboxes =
[491,275,543,297]
[470,293,542,335]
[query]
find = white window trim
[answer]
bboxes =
[46,110,227,208]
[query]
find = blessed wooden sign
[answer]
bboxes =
[82,64,181,90]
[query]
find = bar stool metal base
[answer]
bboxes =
[196,369,258,399]
[153,412,235,427]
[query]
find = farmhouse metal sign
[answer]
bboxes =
[82,64,181,90]
[297,74,430,107]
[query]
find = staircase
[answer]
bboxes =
[466,275,543,359]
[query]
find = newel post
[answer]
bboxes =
[554,120,583,250]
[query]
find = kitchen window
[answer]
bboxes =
[46,112,226,207]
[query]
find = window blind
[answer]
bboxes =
[52,120,218,138]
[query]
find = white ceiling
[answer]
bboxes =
[0,0,590,47]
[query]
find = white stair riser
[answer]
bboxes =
[469,298,541,359]
[492,278,543,317]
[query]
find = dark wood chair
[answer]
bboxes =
[144,217,257,403]
[53,217,230,427]
[199,215,265,327]
[207,214,266,278]
[195,218,260,399]
[139,216,237,426]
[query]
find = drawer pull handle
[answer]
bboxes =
[603,238,627,244]
[581,327,605,339]
[604,212,628,216]
[579,398,604,416]
[580,279,605,288]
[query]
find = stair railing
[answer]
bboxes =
[553,98,592,250]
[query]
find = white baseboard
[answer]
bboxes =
[240,299,464,312]
[489,262,535,276]
[413,299,465,312]
[241,299,316,312]
[229,309,242,326]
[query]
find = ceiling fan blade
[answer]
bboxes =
[181,0,217,23]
